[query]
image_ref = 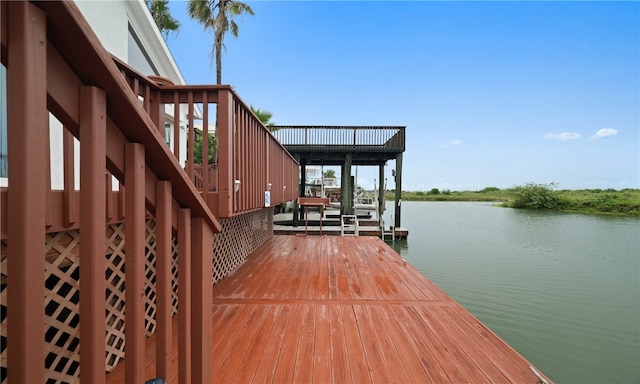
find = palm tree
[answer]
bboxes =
[250,105,274,128]
[188,0,254,84]
[146,0,180,38]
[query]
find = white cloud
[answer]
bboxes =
[543,132,581,141]
[590,128,618,140]
[439,139,463,148]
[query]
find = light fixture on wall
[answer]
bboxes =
[283,185,287,191]
[267,182,272,191]
[234,179,241,192]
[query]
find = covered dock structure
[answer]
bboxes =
[272,125,406,229]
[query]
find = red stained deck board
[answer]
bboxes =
[106,235,551,384]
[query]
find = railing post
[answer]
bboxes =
[155,181,173,381]
[6,2,47,383]
[217,89,234,217]
[79,86,107,383]
[124,143,146,384]
[191,218,213,383]
[178,208,192,384]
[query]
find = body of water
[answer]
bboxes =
[383,201,639,383]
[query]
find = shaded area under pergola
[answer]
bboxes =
[272,126,406,228]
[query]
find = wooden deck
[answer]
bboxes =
[107,235,550,383]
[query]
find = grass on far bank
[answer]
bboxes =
[385,184,640,216]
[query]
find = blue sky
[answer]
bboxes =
[165,1,639,191]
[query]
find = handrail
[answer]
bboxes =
[114,60,300,217]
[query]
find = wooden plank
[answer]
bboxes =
[271,304,305,383]
[313,304,332,383]
[353,304,394,383]
[292,304,315,383]
[250,304,293,382]
[226,304,281,383]
[328,304,354,382]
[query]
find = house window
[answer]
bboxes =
[0,64,7,178]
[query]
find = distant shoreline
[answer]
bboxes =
[384,186,640,216]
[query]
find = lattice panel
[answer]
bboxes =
[105,223,127,372]
[1,240,8,384]
[0,206,256,383]
[212,208,273,284]
[144,219,158,336]
[43,231,81,384]
[0,231,83,384]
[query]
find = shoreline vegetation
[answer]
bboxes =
[384,183,640,216]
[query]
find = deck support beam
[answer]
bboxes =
[341,153,353,216]
[394,153,402,229]
[178,209,192,384]
[156,181,173,381]
[79,86,107,383]
[6,2,47,382]
[378,163,385,220]
[191,218,213,383]
[293,158,304,227]
[125,143,146,384]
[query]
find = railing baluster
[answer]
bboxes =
[124,143,146,384]
[6,3,47,383]
[186,92,194,181]
[155,181,172,381]
[63,128,77,226]
[105,172,113,222]
[191,217,213,383]
[178,208,192,384]
[202,91,209,195]
[173,92,180,162]
[79,86,107,383]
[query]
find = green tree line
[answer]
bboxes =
[385,183,640,216]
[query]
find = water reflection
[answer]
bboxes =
[387,201,640,384]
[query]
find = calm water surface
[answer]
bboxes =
[383,201,640,384]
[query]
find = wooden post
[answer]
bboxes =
[394,152,403,229]
[79,86,107,383]
[155,181,173,381]
[378,164,385,219]
[6,3,47,383]
[292,155,301,227]
[342,154,353,216]
[217,89,234,217]
[296,162,306,224]
[191,218,213,383]
[125,143,145,384]
[178,209,192,384]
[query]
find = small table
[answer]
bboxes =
[297,197,331,235]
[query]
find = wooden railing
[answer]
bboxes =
[0,1,224,382]
[115,62,300,218]
[272,125,406,152]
